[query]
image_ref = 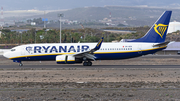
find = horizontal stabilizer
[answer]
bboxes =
[153,41,170,47]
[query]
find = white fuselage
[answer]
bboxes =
[3,42,166,61]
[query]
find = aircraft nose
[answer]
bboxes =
[3,52,9,58]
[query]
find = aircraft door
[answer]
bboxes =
[21,46,25,55]
[138,45,142,54]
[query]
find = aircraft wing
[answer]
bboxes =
[72,37,103,61]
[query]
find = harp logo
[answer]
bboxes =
[26,46,33,53]
[154,24,168,38]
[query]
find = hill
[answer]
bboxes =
[44,6,180,26]
[2,0,180,10]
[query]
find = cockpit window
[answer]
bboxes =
[11,49,16,51]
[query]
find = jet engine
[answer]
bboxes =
[56,55,82,64]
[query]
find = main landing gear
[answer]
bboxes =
[83,61,92,66]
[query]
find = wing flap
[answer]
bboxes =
[84,53,96,61]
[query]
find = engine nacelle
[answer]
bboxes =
[56,55,76,64]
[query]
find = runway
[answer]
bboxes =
[1,55,180,68]
[1,64,180,68]
[1,56,180,100]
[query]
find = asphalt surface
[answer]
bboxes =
[1,55,180,68]
[0,65,180,69]
[1,55,180,101]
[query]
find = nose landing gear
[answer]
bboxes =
[19,63,23,67]
[13,60,23,67]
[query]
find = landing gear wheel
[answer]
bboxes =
[87,62,92,66]
[83,61,92,66]
[19,63,23,67]
[83,62,88,66]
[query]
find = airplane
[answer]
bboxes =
[3,11,172,66]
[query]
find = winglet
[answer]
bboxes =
[94,37,103,50]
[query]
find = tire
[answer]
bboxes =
[87,62,90,66]
[87,62,92,66]
[89,62,92,66]
[83,62,87,66]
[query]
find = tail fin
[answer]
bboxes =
[129,11,172,43]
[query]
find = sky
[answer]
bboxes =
[1,0,180,10]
